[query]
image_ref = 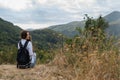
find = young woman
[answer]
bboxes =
[18,30,36,68]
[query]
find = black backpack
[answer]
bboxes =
[17,40,31,69]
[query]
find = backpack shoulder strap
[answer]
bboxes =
[23,40,29,49]
[19,41,23,48]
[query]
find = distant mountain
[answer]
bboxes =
[104,11,120,22]
[104,11,120,37]
[0,18,63,50]
[48,11,120,38]
[48,21,85,37]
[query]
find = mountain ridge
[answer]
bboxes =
[104,11,120,22]
[0,17,63,50]
[48,11,120,37]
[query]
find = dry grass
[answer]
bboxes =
[0,50,119,80]
[49,35,120,80]
[0,37,120,80]
[50,50,120,80]
[0,65,59,80]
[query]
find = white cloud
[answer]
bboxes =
[0,0,31,11]
[38,0,47,4]
[36,0,97,13]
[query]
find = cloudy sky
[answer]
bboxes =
[0,0,119,29]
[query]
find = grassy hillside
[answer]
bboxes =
[106,20,120,37]
[104,11,120,22]
[0,18,22,45]
[48,21,85,37]
[0,17,63,49]
[31,29,64,50]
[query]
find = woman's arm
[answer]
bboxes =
[27,41,34,56]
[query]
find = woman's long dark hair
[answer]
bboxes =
[21,30,28,39]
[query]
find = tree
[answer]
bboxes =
[84,15,108,40]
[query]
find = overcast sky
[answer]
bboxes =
[0,0,119,29]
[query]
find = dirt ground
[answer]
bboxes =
[0,64,67,80]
